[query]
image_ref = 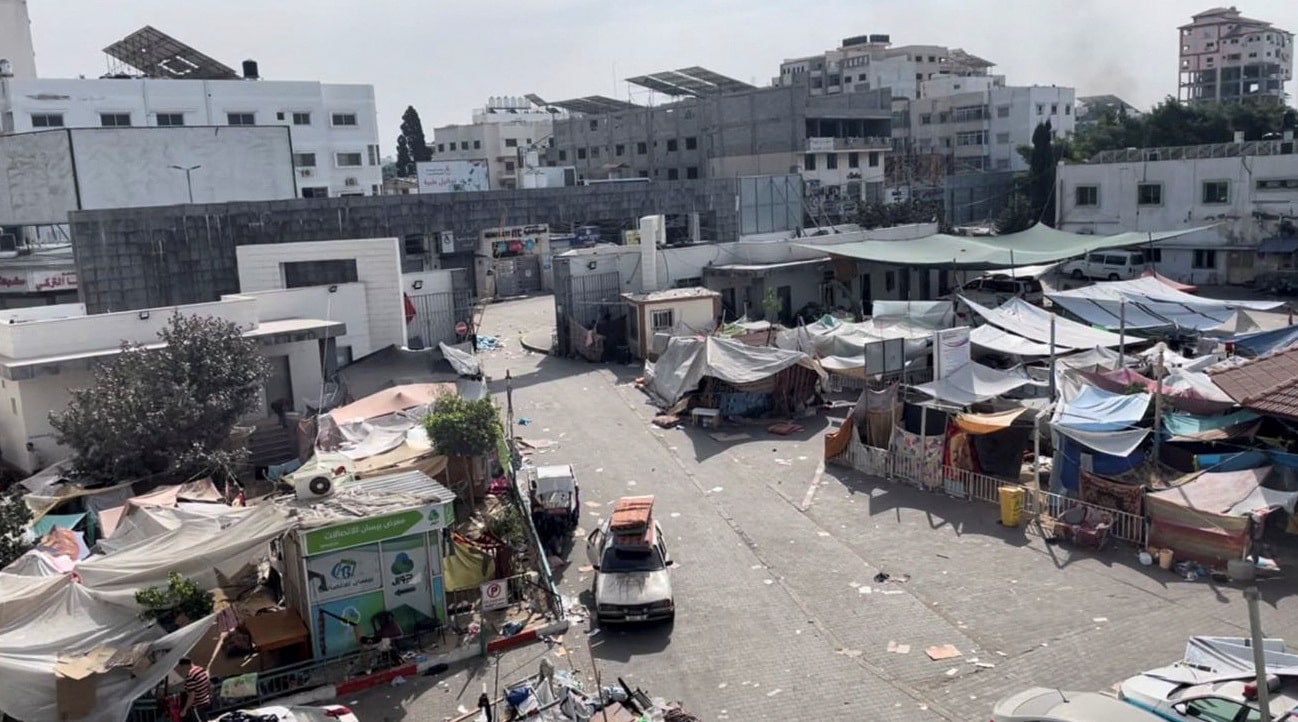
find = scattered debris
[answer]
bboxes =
[945,668,958,677]
[710,432,752,442]
[858,586,872,595]
[935,553,950,559]
[1092,617,1109,623]
[767,422,803,436]
[595,468,604,473]
[926,644,963,661]
[709,486,724,494]
[584,501,602,508]
[763,579,774,585]
[773,459,793,466]
[652,414,681,428]
[974,662,996,669]
[766,689,782,697]
[837,648,863,658]
[873,572,890,583]
[518,417,533,425]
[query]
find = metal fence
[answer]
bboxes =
[552,260,624,358]
[831,434,1147,547]
[408,288,475,349]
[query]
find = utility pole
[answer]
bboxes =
[169,164,201,203]
[1245,587,1273,721]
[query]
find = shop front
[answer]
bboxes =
[297,502,452,658]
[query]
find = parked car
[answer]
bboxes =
[529,464,580,555]
[946,275,1044,322]
[1061,250,1147,281]
[992,687,1166,722]
[217,705,358,722]
[1119,672,1298,721]
[585,495,675,624]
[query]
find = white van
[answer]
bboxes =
[1061,251,1146,281]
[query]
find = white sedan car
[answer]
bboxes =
[1119,673,1298,721]
[217,705,358,722]
[992,688,1165,722]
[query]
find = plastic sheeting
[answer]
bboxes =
[1163,409,1261,440]
[1053,276,1284,311]
[643,335,823,406]
[330,383,458,423]
[954,408,1028,434]
[1206,309,1294,337]
[913,362,1034,407]
[438,342,482,378]
[1054,387,1151,432]
[1234,324,1298,358]
[1049,277,1284,331]
[870,300,954,327]
[970,325,1057,356]
[1148,468,1298,565]
[1139,637,1298,687]
[962,296,1128,349]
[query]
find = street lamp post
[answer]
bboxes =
[168,164,202,204]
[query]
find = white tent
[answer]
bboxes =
[961,296,1129,349]
[913,362,1037,406]
[1048,277,1285,331]
[644,336,824,407]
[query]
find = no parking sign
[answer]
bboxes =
[481,579,508,611]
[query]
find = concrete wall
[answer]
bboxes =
[0,130,77,225]
[0,0,36,80]
[227,283,371,362]
[13,368,94,472]
[236,239,404,352]
[68,178,744,313]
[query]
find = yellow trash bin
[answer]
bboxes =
[999,486,1025,528]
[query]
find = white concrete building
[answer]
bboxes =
[0,0,36,81]
[775,35,993,101]
[430,97,562,190]
[0,77,381,198]
[1179,6,1293,105]
[906,76,1076,174]
[1056,141,1298,285]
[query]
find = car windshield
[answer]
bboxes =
[601,545,666,573]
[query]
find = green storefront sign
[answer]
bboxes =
[303,503,446,555]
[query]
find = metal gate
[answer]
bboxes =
[553,259,623,357]
[493,256,543,297]
[408,289,474,349]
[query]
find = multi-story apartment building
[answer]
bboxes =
[774,34,992,101]
[1057,140,1298,285]
[429,96,563,190]
[1179,6,1293,105]
[0,24,382,199]
[546,80,891,211]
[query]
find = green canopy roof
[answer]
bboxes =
[804,224,1211,270]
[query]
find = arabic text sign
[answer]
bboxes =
[303,503,444,555]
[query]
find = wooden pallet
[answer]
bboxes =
[610,495,655,533]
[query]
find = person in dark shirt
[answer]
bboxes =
[176,658,212,722]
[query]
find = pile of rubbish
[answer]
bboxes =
[476,660,699,721]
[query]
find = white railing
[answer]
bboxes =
[830,434,1148,547]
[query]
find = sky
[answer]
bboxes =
[22,1,1298,153]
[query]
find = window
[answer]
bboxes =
[1179,697,1250,722]
[1065,104,1072,115]
[1051,103,1058,115]
[919,113,932,125]
[155,112,184,126]
[686,166,699,179]
[825,153,838,170]
[293,152,316,167]
[504,161,515,171]
[99,112,131,127]
[650,309,675,330]
[577,148,587,160]
[473,140,481,149]
[615,144,625,156]
[1137,183,1163,206]
[449,142,457,151]
[1036,104,1044,115]
[869,152,879,167]
[995,132,1011,144]
[1103,255,1126,266]
[1257,178,1298,190]
[885,270,896,292]
[666,139,678,152]
[227,112,255,126]
[437,143,445,152]
[848,152,860,168]
[588,119,598,131]
[995,158,1010,170]
[637,142,648,155]
[667,168,679,180]
[283,259,359,289]
[367,144,380,166]
[1075,185,1099,206]
[638,170,649,178]
[335,152,363,167]
[331,113,358,127]
[1193,249,1218,268]
[505,138,518,148]
[292,112,311,125]
[804,153,817,171]
[685,136,698,150]
[30,113,63,128]
[590,147,599,158]
[997,105,1010,118]
[1147,249,1162,263]
[1202,180,1230,204]
[956,130,988,146]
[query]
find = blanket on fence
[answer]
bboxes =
[1080,471,1145,518]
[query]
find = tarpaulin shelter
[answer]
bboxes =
[330,383,458,423]
[913,363,1036,407]
[1162,409,1261,442]
[1142,269,1198,293]
[961,296,1129,350]
[1135,636,1298,688]
[1048,277,1284,331]
[1147,467,1298,566]
[1206,309,1293,337]
[1233,324,1298,358]
[970,325,1057,357]
[643,335,824,407]
[1050,388,1151,484]
[803,223,1205,270]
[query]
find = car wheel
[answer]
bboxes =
[1108,273,1120,281]
[1071,269,1084,280]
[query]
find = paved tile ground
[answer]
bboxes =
[345,295,1298,722]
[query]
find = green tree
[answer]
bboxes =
[0,491,31,569]
[1028,120,1056,227]
[1070,97,1290,159]
[399,106,432,174]
[395,135,413,177]
[854,198,948,232]
[423,396,502,458]
[995,186,1036,234]
[49,314,270,482]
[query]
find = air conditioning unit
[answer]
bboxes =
[345,177,359,186]
[298,168,314,177]
[294,468,352,501]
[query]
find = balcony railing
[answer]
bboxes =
[806,136,892,152]
[1091,139,1287,163]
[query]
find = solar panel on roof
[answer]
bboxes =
[103,26,238,80]
[627,75,689,97]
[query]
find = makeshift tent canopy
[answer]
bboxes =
[1142,269,1197,293]
[954,408,1028,434]
[1162,409,1261,441]
[969,325,1058,356]
[961,296,1128,350]
[1048,277,1284,331]
[1147,467,1298,566]
[912,363,1036,406]
[643,335,824,407]
[329,383,458,423]
[1206,309,1293,337]
[1053,276,1283,310]
[1233,324,1298,358]
[1053,387,1151,432]
[802,223,1207,270]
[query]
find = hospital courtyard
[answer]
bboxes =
[348,294,1298,722]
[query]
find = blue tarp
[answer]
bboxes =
[1234,324,1298,358]
[1055,436,1146,492]
[1163,409,1261,438]
[1055,387,1152,431]
[1196,450,1270,473]
[29,513,85,538]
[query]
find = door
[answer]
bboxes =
[264,355,293,417]
[859,273,873,316]
[776,285,792,325]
